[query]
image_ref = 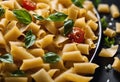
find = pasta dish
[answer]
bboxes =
[0,0,100,82]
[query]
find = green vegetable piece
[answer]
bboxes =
[13,9,32,25]
[0,54,13,63]
[11,70,26,77]
[25,30,36,48]
[64,19,74,36]
[104,36,115,47]
[101,16,108,29]
[92,0,101,7]
[46,12,68,22]
[43,52,61,63]
[71,0,85,8]
[33,14,45,20]
[0,6,5,17]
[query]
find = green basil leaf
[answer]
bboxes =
[71,0,85,8]
[64,19,74,36]
[25,30,36,48]
[33,14,45,20]
[46,12,68,22]
[92,0,101,7]
[104,36,115,47]
[0,7,5,17]
[0,54,13,63]
[43,52,61,63]
[13,9,32,25]
[11,70,26,77]
[101,16,108,29]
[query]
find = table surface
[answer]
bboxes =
[91,0,120,82]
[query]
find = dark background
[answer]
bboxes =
[91,0,120,82]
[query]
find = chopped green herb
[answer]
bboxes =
[0,54,13,63]
[92,0,101,7]
[71,0,85,8]
[104,36,115,47]
[43,52,61,63]
[13,9,32,25]
[64,19,74,36]
[105,64,112,72]
[0,6,5,17]
[46,12,68,22]
[33,14,45,20]
[11,70,26,77]
[25,30,36,48]
[101,16,108,29]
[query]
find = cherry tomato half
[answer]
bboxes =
[68,27,85,43]
[22,0,36,10]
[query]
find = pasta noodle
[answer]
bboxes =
[85,39,96,49]
[74,17,86,28]
[103,28,116,38]
[98,4,110,13]
[62,51,83,61]
[31,68,54,82]
[99,45,119,57]
[116,22,120,33]
[68,5,79,20]
[112,57,120,72]
[0,0,15,10]
[0,18,9,32]
[48,69,60,78]
[54,35,69,47]
[73,63,99,75]
[28,48,44,57]
[86,11,98,22]
[78,8,87,18]
[35,34,54,48]
[110,4,120,18]
[62,43,78,52]
[4,26,22,42]
[87,20,98,31]
[83,0,94,11]
[77,43,89,55]
[84,25,98,40]
[5,77,28,82]
[20,57,43,70]
[63,73,93,82]
[11,45,35,60]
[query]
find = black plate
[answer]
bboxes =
[91,0,120,82]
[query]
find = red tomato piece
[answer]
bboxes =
[68,27,85,43]
[22,0,36,10]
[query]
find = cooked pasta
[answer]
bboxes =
[87,20,98,31]
[116,22,120,33]
[103,28,116,38]
[112,57,120,72]
[31,68,54,82]
[73,63,99,75]
[110,4,120,18]
[99,45,119,57]
[98,4,110,13]
[5,77,28,82]
[77,43,89,55]
[0,0,99,82]
[63,73,93,82]
[74,17,86,28]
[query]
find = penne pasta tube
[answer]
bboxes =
[98,4,110,13]
[110,4,120,18]
[103,28,116,38]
